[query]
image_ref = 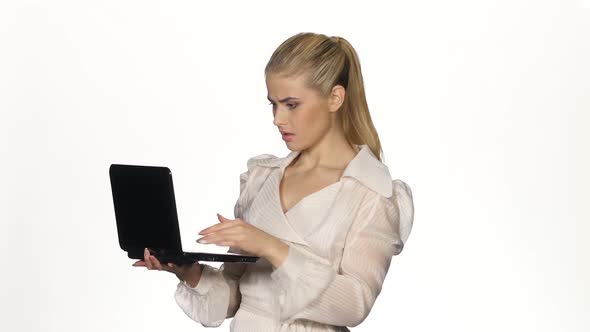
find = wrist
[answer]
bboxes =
[265,238,289,269]
[184,272,202,288]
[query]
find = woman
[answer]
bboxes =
[133,32,414,331]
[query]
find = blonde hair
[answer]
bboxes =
[265,32,385,162]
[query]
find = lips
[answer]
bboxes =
[281,132,295,142]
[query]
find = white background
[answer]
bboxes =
[1,1,589,331]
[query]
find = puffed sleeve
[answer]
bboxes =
[173,160,254,326]
[174,247,248,326]
[270,179,414,326]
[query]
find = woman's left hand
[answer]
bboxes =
[196,213,283,259]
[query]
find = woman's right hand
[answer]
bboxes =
[132,248,204,288]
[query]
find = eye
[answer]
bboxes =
[267,101,297,110]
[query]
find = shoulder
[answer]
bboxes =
[245,153,280,170]
[389,179,414,221]
[380,179,413,208]
[235,153,282,208]
[360,178,414,249]
[389,179,414,243]
[391,179,412,199]
[359,178,413,212]
[238,153,282,187]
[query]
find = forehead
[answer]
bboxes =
[266,73,312,97]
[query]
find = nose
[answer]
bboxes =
[272,107,289,127]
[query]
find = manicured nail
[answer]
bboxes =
[197,238,208,244]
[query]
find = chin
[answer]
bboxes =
[285,142,300,150]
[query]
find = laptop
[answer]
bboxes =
[109,163,259,266]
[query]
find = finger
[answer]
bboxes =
[160,262,176,273]
[198,223,233,236]
[152,257,171,272]
[208,227,245,240]
[199,230,243,247]
[144,248,153,269]
[199,216,239,235]
[132,260,147,267]
[217,213,232,222]
[199,221,240,239]
[159,263,171,272]
[150,255,163,270]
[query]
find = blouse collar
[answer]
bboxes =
[248,144,393,198]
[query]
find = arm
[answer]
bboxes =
[173,168,252,326]
[174,247,248,326]
[270,180,414,327]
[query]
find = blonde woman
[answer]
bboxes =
[133,32,414,331]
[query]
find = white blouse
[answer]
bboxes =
[174,144,414,331]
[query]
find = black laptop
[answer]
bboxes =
[109,164,259,266]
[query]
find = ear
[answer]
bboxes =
[328,85,346,113]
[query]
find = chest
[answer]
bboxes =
[240,165,366,262]
[279,166,344,214]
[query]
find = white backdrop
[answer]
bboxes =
[1,1,589,331]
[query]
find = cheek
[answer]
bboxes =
[297,109,318,127]
[296,107,330,134]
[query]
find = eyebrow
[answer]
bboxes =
[267,96,300,103]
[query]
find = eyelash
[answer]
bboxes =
[268,102,297,110]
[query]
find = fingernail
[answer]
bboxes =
[168,263,173,267]
[197,238,208,244]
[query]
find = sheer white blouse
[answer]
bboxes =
[174,144,414,331]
